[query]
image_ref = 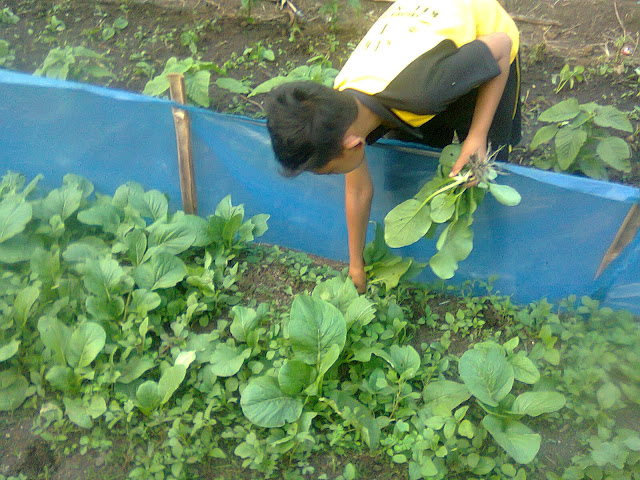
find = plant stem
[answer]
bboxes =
[418,172,471,211]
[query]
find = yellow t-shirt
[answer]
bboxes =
[333,0,519,127]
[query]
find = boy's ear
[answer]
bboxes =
[342,134,364,150]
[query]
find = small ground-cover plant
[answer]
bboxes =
[384,144,521,280]
[529,98,634,179]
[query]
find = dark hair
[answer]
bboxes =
[265,81,358,176]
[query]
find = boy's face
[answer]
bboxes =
[313,139,365,175]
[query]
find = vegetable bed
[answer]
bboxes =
[1,172,639,480]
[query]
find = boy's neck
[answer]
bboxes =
[352,97,383,139]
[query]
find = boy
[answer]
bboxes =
[265,0,521,293]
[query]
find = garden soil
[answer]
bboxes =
[0,0,639,478]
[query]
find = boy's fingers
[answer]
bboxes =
[449,154,469,177]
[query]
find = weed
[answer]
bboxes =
[0,7,20,25]
[552,64,585,93]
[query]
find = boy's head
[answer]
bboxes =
[265,81,359,176]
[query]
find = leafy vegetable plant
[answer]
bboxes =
[143,57,225,107]
[384,144,521,279]
[34,46,114,81]
[529,98,633,179]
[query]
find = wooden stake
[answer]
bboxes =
[168,73,198,215]
[595,204,640,278]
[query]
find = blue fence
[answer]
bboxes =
[1,69,639,311]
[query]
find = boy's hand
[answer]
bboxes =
[348,265,367,294]
[450,134,487,179]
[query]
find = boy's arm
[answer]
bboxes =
[345,158,374,293]
[450,32,513,177]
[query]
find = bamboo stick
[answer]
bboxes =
[168,73,198,215]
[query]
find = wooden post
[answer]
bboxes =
[595,204,640,278]
[168,73,198,215]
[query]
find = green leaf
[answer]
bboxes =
[555,127,587,170]
[593,105,633,132]
[86,294,125,320]
[278,359,314,395]
[249,75,294,97]
[429,218,473,280]
[83,258,126,296]
[596,137,631,172]
[36,186,83,221]
[38,316,71,364]
[423,380,471,411]
[129,190,168,221]
[241,376,303,428]
[77,203,122,234]
[0,339,20,362]
[63,237,110,264]
[124,229,147,266]
[539,98,580,122]
[384,198,432,248]
[0,370,29,411]
[331,391,380,449]
[512,391,566,416]
[345,296,376,328]
[596,382,621,410]
[388,345,421,379]
[117,356,155,384]
[459,348,514,407]
[317,343,341,377]
[45,365,77,393]
[578,155,609,180]
[63,396,93,429]
[185,69,211,107]
[529,125,559,150]
[67,322,106,368]
[0,233,42,263]
[508,352,540,384]
[13,284,40,328]
[289,295,346,365]
[208,344,251,377]
[230,306,261,342]
[482,415,541,464]
[0,195,32,243]
[429,193,455,223]
[158,365,187,404]
[146,221,197,257]
[170,212,213,247]
[136,380,162,415]
[312,276,359,312]
[215,77,249,94]
[367,256,412,290]
[134,252,187,290]
[113,17,128,29]
[488,183,521,206]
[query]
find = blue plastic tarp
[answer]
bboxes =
[1,69,639,311]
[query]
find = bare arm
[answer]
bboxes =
[344,157,374,293]
[450,32,513,177]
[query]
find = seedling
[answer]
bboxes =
[552,64,585,93]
